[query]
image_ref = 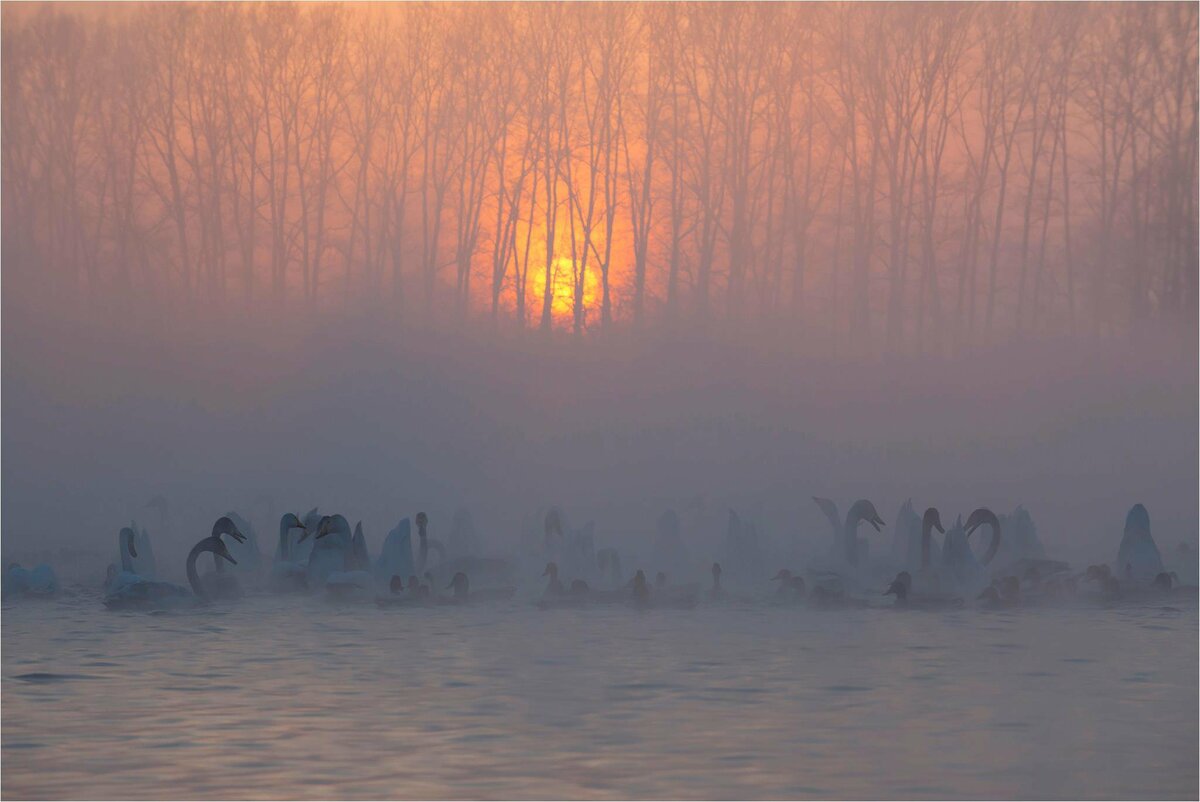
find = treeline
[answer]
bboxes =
[2,3,1196,348]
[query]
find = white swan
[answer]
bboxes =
[813,497,886,569]
[3,562,58,599]
[271,512,310,592]
[308,515,372,597]
[1115,503,1164,583]
[890,499,943,572]
[195,517,249,600]
[127,520,158,578]
[305,514,351,587]
[375,517,416,593]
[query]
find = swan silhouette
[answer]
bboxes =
[965,508,1002,566]
[196,517,248,600]
[270,513,309,592]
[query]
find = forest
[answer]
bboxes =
[2,2,1196,350]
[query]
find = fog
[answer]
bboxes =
[2,2,1197,579]
[4,296,1195,581]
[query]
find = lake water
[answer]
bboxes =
[3,591,1197,799]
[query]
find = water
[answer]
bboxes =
[3,593,1196,799]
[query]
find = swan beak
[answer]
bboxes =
[221,552,238,566]
[965,523,978,535]
[936,521,945,534]
[231,530,247,543]
[296,528,310,543]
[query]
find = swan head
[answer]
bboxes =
[390,575,405,594]
[851,500,886,531]
[632,569,647,588]
[313,516,335,540]
[211,516,246,544]
[1147,573,1176,593]
[209,536,238,565]
[884,571,913,597]
[407,574,421,589]
[1124,504,1151,537]
[923,508,945,534]
[416,512,428,532]
[655,571,667,588]
[884,576,909,600]
[448,572,468,593]
[119,527,138,558]
[965,508,999,535]
[712,562,722,579]
[542,561,558,578]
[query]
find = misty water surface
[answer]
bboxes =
[3,593,1197,800]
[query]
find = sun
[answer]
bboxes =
[526,255,604,328]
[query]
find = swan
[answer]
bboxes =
[375,518,416,594]
[196,517,249,600]
[104,527,161,600]
[306,514,352,587]
[185,531,242,601]
[627,567,697,609]
[939,514,991,595]
[812,497,886,568]
[1115,504,1164,583]
[964,508,1002,567]
[1152,572,1198,601]
[313,517,373,597]
[541,507,599,582]
[442,571,516,605]
[632,569,650,605]
[1082,563,1121,599]
[3,563,57,599]
[884,571,963,609]
[541,560,566,597]
[270,513,310,592]
[890,499,941,572]
[415,512,446,575]
[707,562,723,600]
[128,520,158,578]
[770,569,806,600]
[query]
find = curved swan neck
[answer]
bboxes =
[843,509,862,566]
[119,530,135,573]
[186,539,216,599]
[278,518,291,562]
[981,520,1001,565]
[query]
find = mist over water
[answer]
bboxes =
[3,299,1196,576]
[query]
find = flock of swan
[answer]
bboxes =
[3,499,1195,612]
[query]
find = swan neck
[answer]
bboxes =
[186,540,211,599]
